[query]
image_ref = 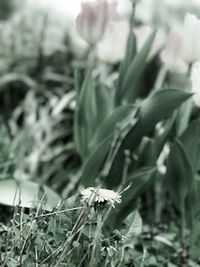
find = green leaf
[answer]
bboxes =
[154,235,173,247]
[124,210,143,237]
[116,30,156,105]
[108,89,192,187]
[176,98,193,136]
[81,89,191,187]
[165,139,198,230]
[75,75,115,159]
[135,113,177,169]
[106,168,155,229]
[94,83,114,127]
[80,107,138,186]
[0,179,61,211]
[115,31,137,106]
[165,139,194,211]
[80,137,111,186]
[180,120,200,173]
[74,71,96,158]
[89,105,136,153]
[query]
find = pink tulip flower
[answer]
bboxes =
[76,0,117,45]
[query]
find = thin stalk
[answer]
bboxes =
[89,213,102,266]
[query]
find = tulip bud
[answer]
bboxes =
[182,13,200,63]
[160,28,188,74]
[76,0,117,45]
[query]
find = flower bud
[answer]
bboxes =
[76,0,117,45]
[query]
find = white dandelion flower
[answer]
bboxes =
[81,187,121,208]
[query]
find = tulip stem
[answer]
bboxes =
[88,46,97,68]
[154,64,167,90]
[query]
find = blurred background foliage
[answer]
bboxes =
[0,0,83,197]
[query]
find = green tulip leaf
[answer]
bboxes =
[108,89,192,187]
[0,179,61,211]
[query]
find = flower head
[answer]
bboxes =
[76,0,117,45]
[182,13,200,63]
[81,187,121,208]
[97,20,130,64]
[160,28,188,74]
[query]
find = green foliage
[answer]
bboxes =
[108,89,192,186]
[79,89,191,189]
[0,1,199,266]
[0,179,61,210]
[115,31,137,105]
[115,30,156,105]
[80,105,138,186]
[0,199,144,267]
[180,120,200,173]
[107,168,156,229]
[165,139,195,227]
[89,105,135,154]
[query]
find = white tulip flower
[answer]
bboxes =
[160,28,188,74]
[182,13,200,63]
[97,20,130,64]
